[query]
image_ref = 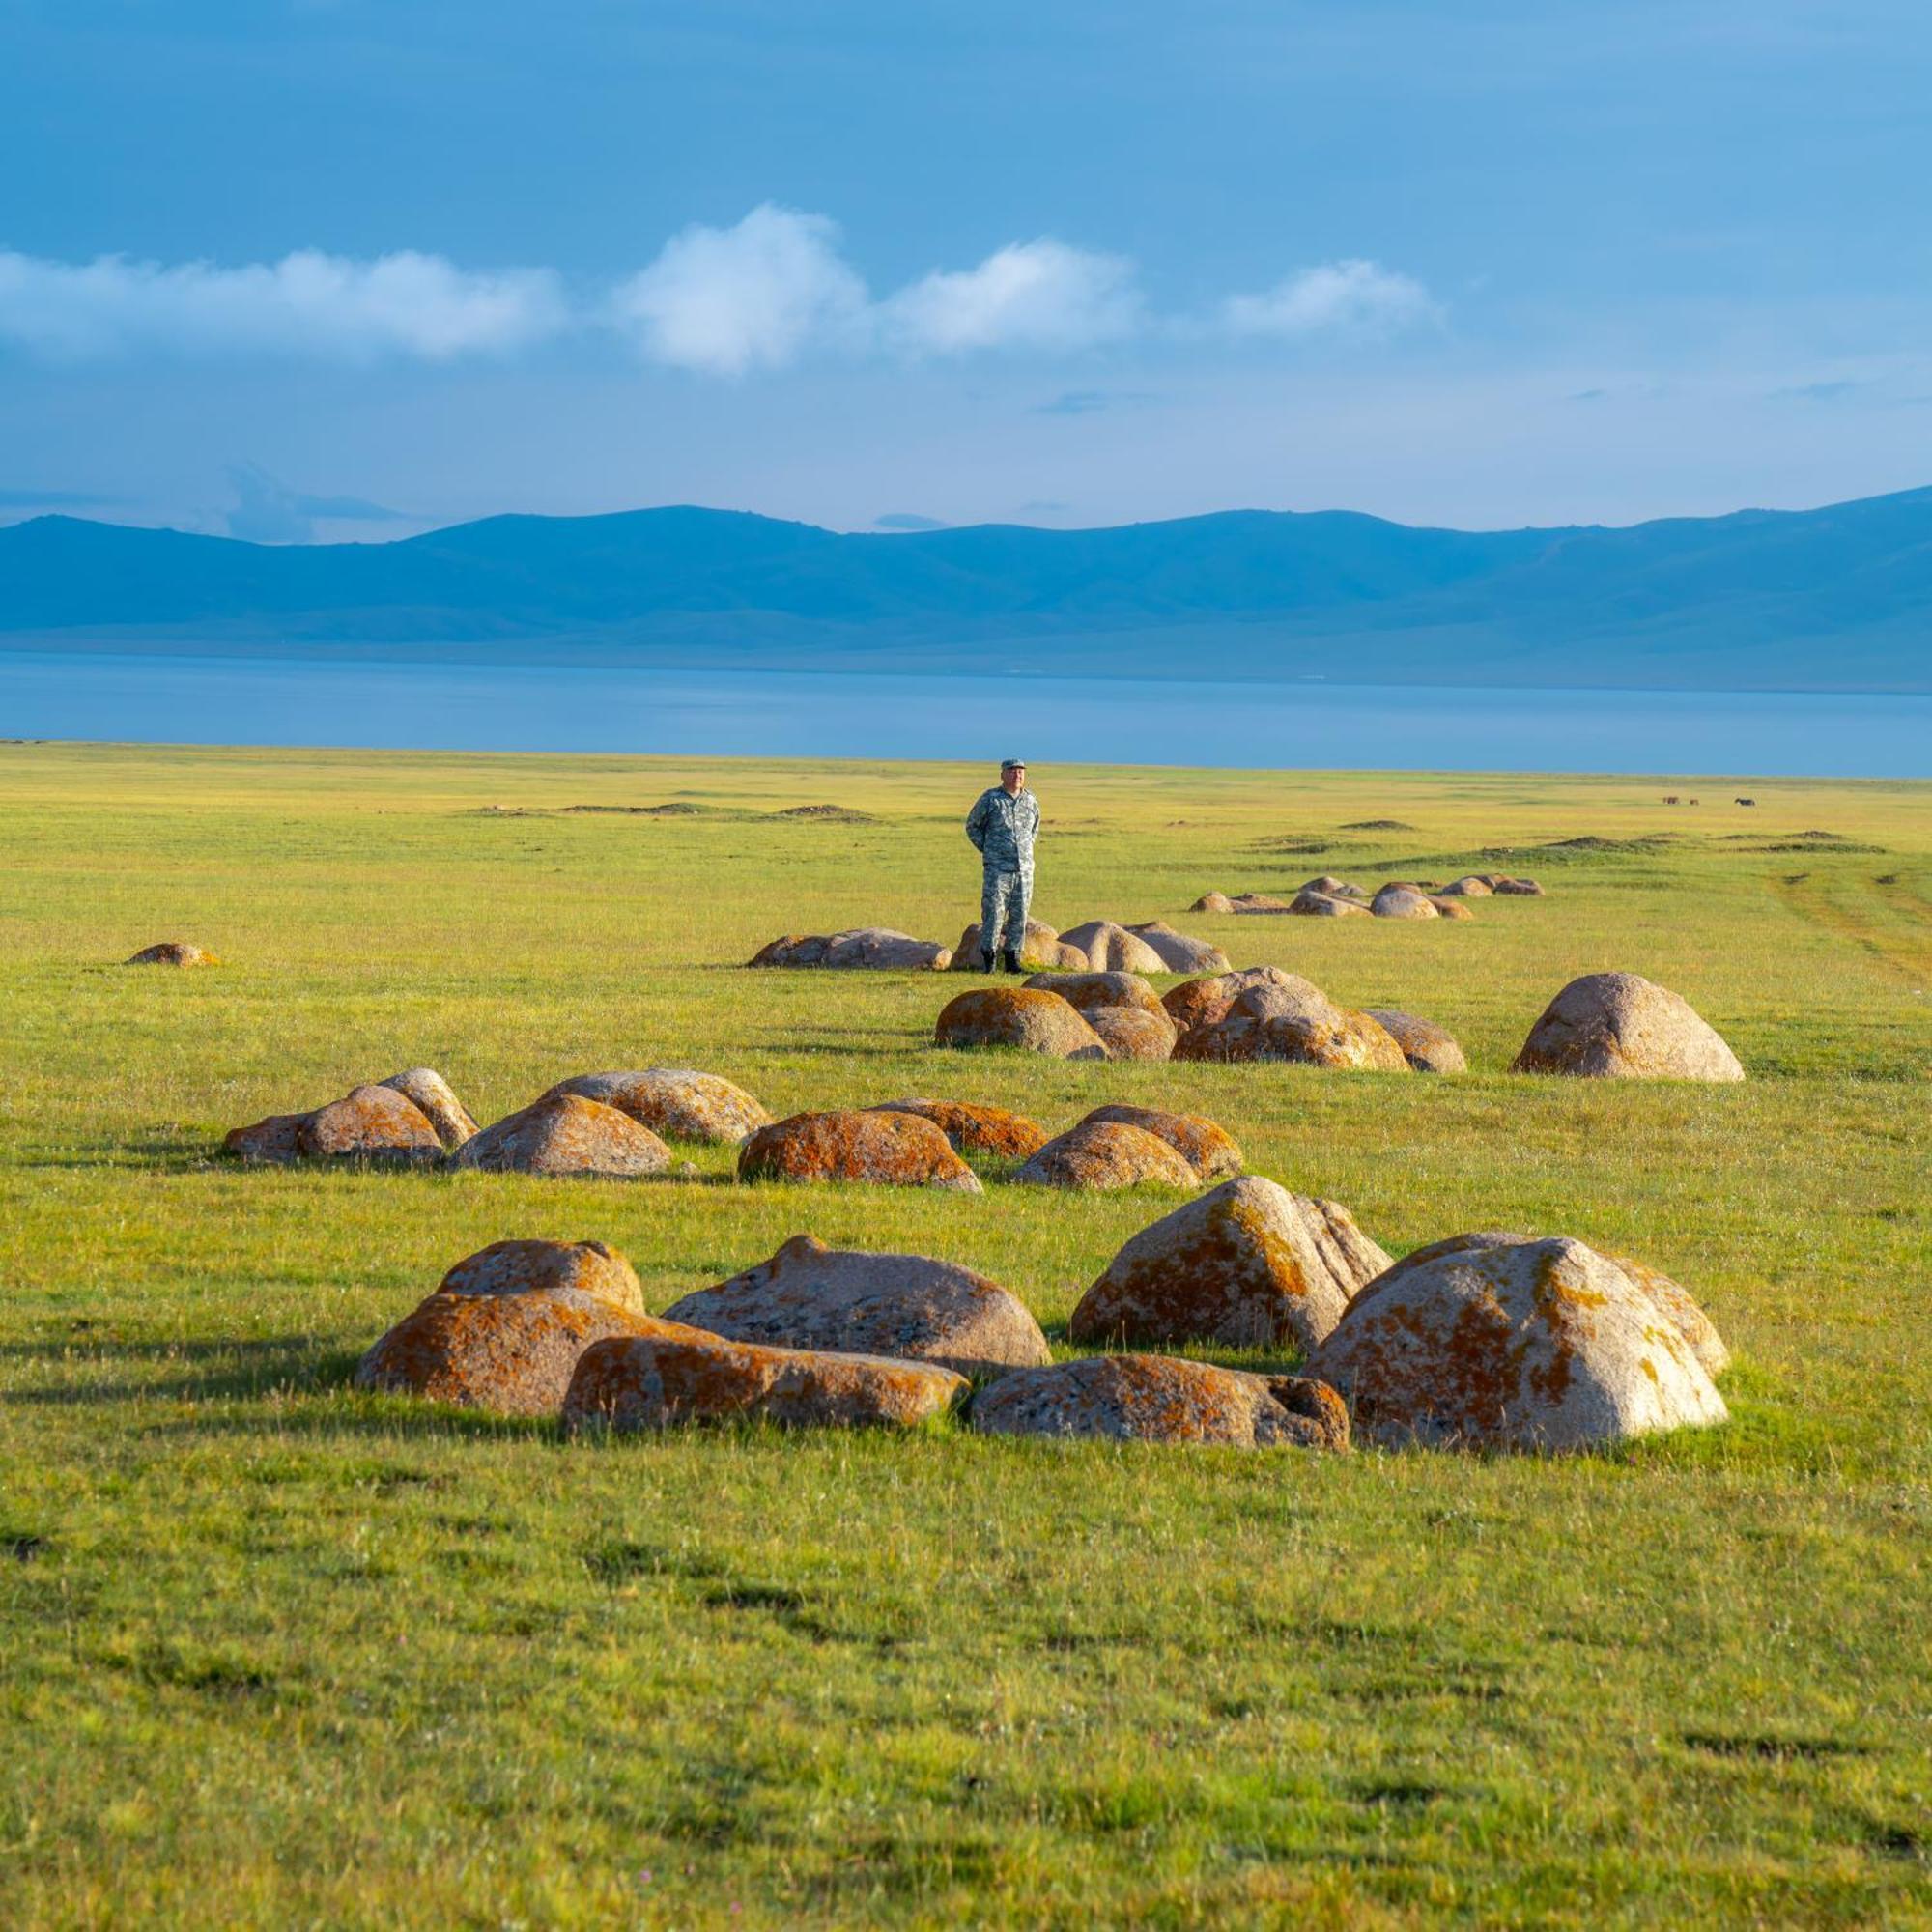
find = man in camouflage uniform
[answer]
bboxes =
[964,758,1040,971]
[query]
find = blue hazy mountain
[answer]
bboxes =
[4,488,1929,689]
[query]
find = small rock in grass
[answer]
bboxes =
[1122,922,1231,972]
[125,941,218,967]
[298,1084,443,1164]
[1082,1004,1178,1061]
[381,1067,478,1150]
[1363,1009,1468,1074]
[1019,970,1166,1017]
[1054,920,1169,974]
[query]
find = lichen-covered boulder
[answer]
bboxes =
[1511,973,1745,1081]
[439,1237,647,1313]
[1487,875,1546,895]
[1174,977,1410,1071]
[949,918,1080,971]
[448,1094,673,1178]
[1161,964,1306,1037]
[1301,876,1367,900]
[1229,893,1294,915]
[934,987,1108,1060]
[1289,889,1371,917]
[1069,1177,1389,1350]
[562,1332,966,1434]
[738,1109,983,1192]
[1055,920,1170,975]
[545,1068,772,1144]
[970,1355,1349,1449]
[1371,884,1440,920]
[126,941,218,967]
[865,1099,1049,1161]
[1123,923,1231,973]
[1082,1005,1178,1062]
[298,1084,443,1164]
[1077,1104,1243,1181]
[1438,875,1492,897]
[381,1067,478,1150]
[1429,896,1475,920]
[1363,1009,1468,1075]
[1306,1232,1729,1452]
[1598,1248,1731,1378]
[1020,970,1166,1017]
[748,934,830,967]
[664,1233,1050,1378]
[821,927,953,970]
[222,1111,309,1164]
[1011,1120,1199,1191]
[1190,892,1236,914]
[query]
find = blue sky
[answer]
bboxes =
[3,0,1929,538]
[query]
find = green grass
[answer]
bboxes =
[2,741,1929,1928]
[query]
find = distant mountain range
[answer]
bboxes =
[4,488,1930,690]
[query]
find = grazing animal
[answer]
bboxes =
[1736,796,1757,807]
[1663,795,1680,805]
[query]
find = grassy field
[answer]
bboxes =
[1,741,1928,1929]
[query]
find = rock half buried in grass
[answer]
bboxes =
[969,1355,1349,1449]
[125,941,218,966]
[1077,1104,1243,1180]
[1301,875,1367,900]
[381,1067,478,1150]
[1173,976,1409,1072]
[545,1068,772,1145]
[749,928,952,970]
[1020,970,1166,1017]
[1288,889,1371,917]
[448,1094,673,1178]
[865,1099,1049,1161]
[934,987,1108,1060]
[1161,964,1306,1037]
[1082,1005,1178,1062]
[298,1084,444,1164]
[1486,875,1546,895]
[1511,972,1745,1081]
[1055,920,1169,975]
[1011,1120,1200,1191]
[1305,1232,1729,1452]
[738,1109,983,1191]
[1069,1177,1390,1350]
[1123,923,1231,973]
[664,1233,1050,1378]
[1190,891,1236,913]
[222,1111,311,1164]
[1363,1009,1468,1074]
[562,1333,967,1433]
[355,1239,697,1416]
[1370,883,1441,920]
[1437,875,1492,896]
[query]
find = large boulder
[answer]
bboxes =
[1363,1009,1468,1074]
[865,1099,1049,1161]
[1599,1248,1731,1378]
[1370,884,1440,920]
[298,1084,443,1164]
[1301,876,1367,900]
[1055,920,1169,975]
[748,934,830,967]
[1487,875,1546,895]
[1124,923,1231,973]
[562,1332,966,1434]
[1437,875,1492,897]
[448,1094,673,1178]
[738,1109,983,1192]
[750,928,951,969]
[222,1111,310,1164]
[1011,1120,1199,1191]
[1289,889,1371,917]
[381,1067,478,1150]
[1077,1104,1243,1181]
[1189,892,1236,914]
[126,941,218,967]
[1173,976,1410,1071]
[1020,970,1165,1017]
[439,1237,646,1312]
[934,987,1108,1060]
[970,1355,1349,1449]
[545,1068,771,1144]
[1069,1178,1389,1350]
[1082,1005,1177,1062]
[949,919,1083,971]
[1228,893,1295,915]
[1429,896,1475,921]
[1161,964,1306,1037]
[1306,1233,1729,1452]
[664,1233,1050,1378]
[1511,973,1745,1081]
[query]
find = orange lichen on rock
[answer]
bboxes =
[1011,1120,1200,1191]
[969,1354,1349,1448]
[1512,972,1745,1081]
[561,1332,967,1433]
[1077,1104,1242,1180]
[933,986,1109,1060]
[1363,1009,1468,1074]
[438,1237,646,1315]
[1189,892,1236,913]
[1173,976,1409,1071]
[125,941,219,967]
[298,1084,443,1164]
[1596,1248,1731,1378]
[381,1067,478,1150]
[1069,1176,1390,1350]
[1082,1005,1178,1061]
[1288,889,1371,917]
[545,1068,772,1144]
[448,1094,672,1178]
[864,1099,1049,1161]
[1020,970,1167,1017]
[738,1109,983,1191]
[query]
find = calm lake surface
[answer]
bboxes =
[2,649,1926,777]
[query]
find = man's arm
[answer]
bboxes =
[964,791,989,852]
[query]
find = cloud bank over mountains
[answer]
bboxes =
[0,205,1434,373]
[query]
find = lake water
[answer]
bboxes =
[2,649,1926,777]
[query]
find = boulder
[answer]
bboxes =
[1306,1232,1729,1452]
[1055,920,1170,974]
[821,927,953,971]
[1229,893,1295,915]
[1288,888,1371,917]
[738,1109,983,1192]
[865,1099,1049,1161]
[1511,973,1745,1081]
[1020,970,1166,1017]
[1173,976,1410,1071]
[970,1355,1349,1449]
[1011,1120,1199,1191]
[298,1084,443,1164]
[1598,1249,1731,1378]
[1161,964,1306,1037]
[1488,875,1546,895]
[1437,875,1492,897]
[126,941,218,967]
[562,1332,966,1434]
[1371,884,1440,920]
[1123,923,1231,973]
[934,987,1109,1060]
[1077,1104,1243,1180]
[663,1233,1050,1378]
[1363,1009,1468,1074]
[439,1237,646,1313]
[748,934,830,967]
[1082,1005,1178,1062]
[1069,1178,1390,1350]
[1301,876,1367,899]
[545,1068,771,1144]
[448,1094,673,1178]
[222,1111,309,1164]
[381,1067,478,1150]
[1189,892,1236,914]
[1429,896,1475,920]
[949,919,1081,971]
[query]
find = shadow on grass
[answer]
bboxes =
[0,1334,355,1406]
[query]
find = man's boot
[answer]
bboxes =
[980,949,997,972]
[1000,949,1021,974]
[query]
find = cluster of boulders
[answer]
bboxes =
[126,941,219,966]
[354,1194,1732,1454]
[749,928,953,970]
[748,917,1230,976]
[1190,873,1542,921]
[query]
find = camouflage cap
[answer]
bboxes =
[1000,757,1026,770]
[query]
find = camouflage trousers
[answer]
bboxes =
[980,867,1032,956]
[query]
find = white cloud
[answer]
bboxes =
[0,248,566,361]
[1222,259,1439,338]
[608,204,868,376]
[883,240,1142,355]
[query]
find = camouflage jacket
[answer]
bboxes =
[965,785,1040,873]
